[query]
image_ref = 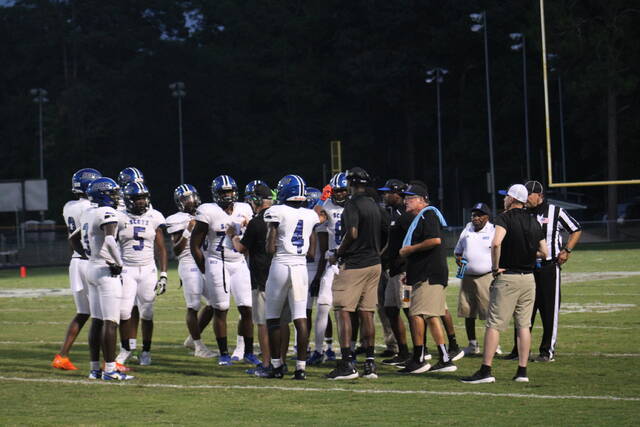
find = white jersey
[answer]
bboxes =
[454,221,495,275]
[63,198,92,258]
[165,211,195,262]
[79,206,120,265]
[117,208,165,265]
[264,204,320,264]
[320,199,344,250]
[195,202,253,262]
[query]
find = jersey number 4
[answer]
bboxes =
[82,223,91,256]
[291,220,304,254]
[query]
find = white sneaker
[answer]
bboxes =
[115,348,131,365]
[194,345,216,358]
[230,348,244,362]
[463,343,481,355]
[139,351,151,366]
[184,336,195,350]
[495,345,504,356]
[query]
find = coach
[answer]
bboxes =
[461,184,547,384]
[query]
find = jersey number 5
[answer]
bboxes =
[133,226,145,251]
[291,220,304,254]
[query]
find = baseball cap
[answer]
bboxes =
[471,202,490,215]
[345,167,371,184]
[525,180,544,194]
[378,178,406,192]
[502,184,528,203]
[402,184,428,198]
[253,183,272,199]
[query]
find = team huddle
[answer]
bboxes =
[51,166,581,383]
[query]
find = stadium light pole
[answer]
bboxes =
[169,82,186,183]
[30,88,48,179]
[510,33,531,180]
[470,11,496,216]
[425,67,448,210]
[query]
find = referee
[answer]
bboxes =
[505,180,582,362]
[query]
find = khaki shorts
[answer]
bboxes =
[332,264,381,312]
[384,272,406,309]
[485,273,535,331]
[252,289,266,325]
[458,273,493,320]
[408,281,446,318]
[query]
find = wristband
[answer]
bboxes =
[182,229,191,239]
[562,246,572,253]
[160,272,167,279]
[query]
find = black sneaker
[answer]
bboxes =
[382,354,410,366]
[460,369,496,384]
[326,360,359,380]
[501,351,519,361]
[428,359,458,373]
[533,354,555,363]
[397,359,431,374]
[362,360,378,379]
[379,349,396,358]
[448,347,465,362]
[292,369,306,380]
[258,365,283,379]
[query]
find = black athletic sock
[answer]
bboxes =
[413,345,424,363]
[448,334,458,350]
[243,336,253,355]
[121,339,130,351]
[217,337,229,356]
[142,340,151,352]
[480,364,492,375]
[398,343,409,357]
[517,365,527,377]
[365,346,375,360]
[340,347,352,361]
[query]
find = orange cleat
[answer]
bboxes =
[51,354,78,370]
[102,362,132,373]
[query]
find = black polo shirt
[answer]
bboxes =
[340,193,384,269]
[386,211,412,276]
[240,210,272,291]
[405,210,448,286]
[493,207,544,273]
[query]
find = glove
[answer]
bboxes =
[320,184,333,201]
[108,263,123,277]
[155,273,167,296]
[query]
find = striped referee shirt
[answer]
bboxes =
[530,201,581,261]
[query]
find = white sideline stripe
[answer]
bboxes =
[0,376,638,402]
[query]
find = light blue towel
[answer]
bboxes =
[402,206,448,248]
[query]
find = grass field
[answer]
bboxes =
[1,243,639,425]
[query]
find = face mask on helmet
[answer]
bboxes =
[215,189,238,209]
[331,189,348,206]
[125,194,150,215]
[178,193,201,214]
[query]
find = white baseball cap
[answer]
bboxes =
[506,184,528,203]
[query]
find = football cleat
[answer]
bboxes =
[362,360,378,379]
[218,354,233,366]
[102,362,131,373]
[324,348,337,362]
[243,354,261,366]
[326,360,359,380]
[292,369,306,380]
[52,354,78,371]
[306,350,324,365]
[194,346,216,359]
[183,336,195,350]
[115,348,132,365]
[257,365,283,379]
[139,351,152,366]
[102,370,134,381]
[88,369,102,380]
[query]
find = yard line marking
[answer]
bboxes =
[0,376,638,402]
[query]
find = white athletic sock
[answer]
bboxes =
[235,335,245,354]
[90,361,100,371]
[129,339,137,350]
[296,360,306,371]
[271,358,282,368]
[314,304,330,352]
[105,362,116,372]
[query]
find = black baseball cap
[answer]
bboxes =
[378,179,406,192]
[402,184,428,198]
[346,167,371,184]
[471,202,490,215]
[253,183,272,199]
[525,180,544,194]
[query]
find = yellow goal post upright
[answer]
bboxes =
[539,0,640,188]
[330,140,342,176]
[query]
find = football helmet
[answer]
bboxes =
[329,172,348,206]
[244,179,267,202]
[86,178,121,208]
[276,174,306,203]
[174,184,201,214]
[346,167,371,185]
[305,187,322,209]
[71,168,102,194]
[117,167,145,188]
[211,175,238,209]
[123,182,151,215]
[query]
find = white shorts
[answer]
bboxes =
[204,257,252,311]
[265,261,308,321]
[179,260,210,311]
[120,264,157,320]
[318,263,337,306]
[69,258,90,314]
[86,263,122,323]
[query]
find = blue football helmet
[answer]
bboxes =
[211,175,238,208]
[305,187,322,209]
[86,178,121,208]
[71,168,102,194]
[244,179,268,202]
[329,172,348,206]
[123,182,151,215]
[117,167,145,188]
[276,175,307,203]
[174,184,201,213]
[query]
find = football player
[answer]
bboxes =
[261,175,325,380]
[116,167,145,211]
[165,184,216,358]
[52,168,102,371]
[190,175,258,366]
[70,177,133,380]
[115,182,168,366]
